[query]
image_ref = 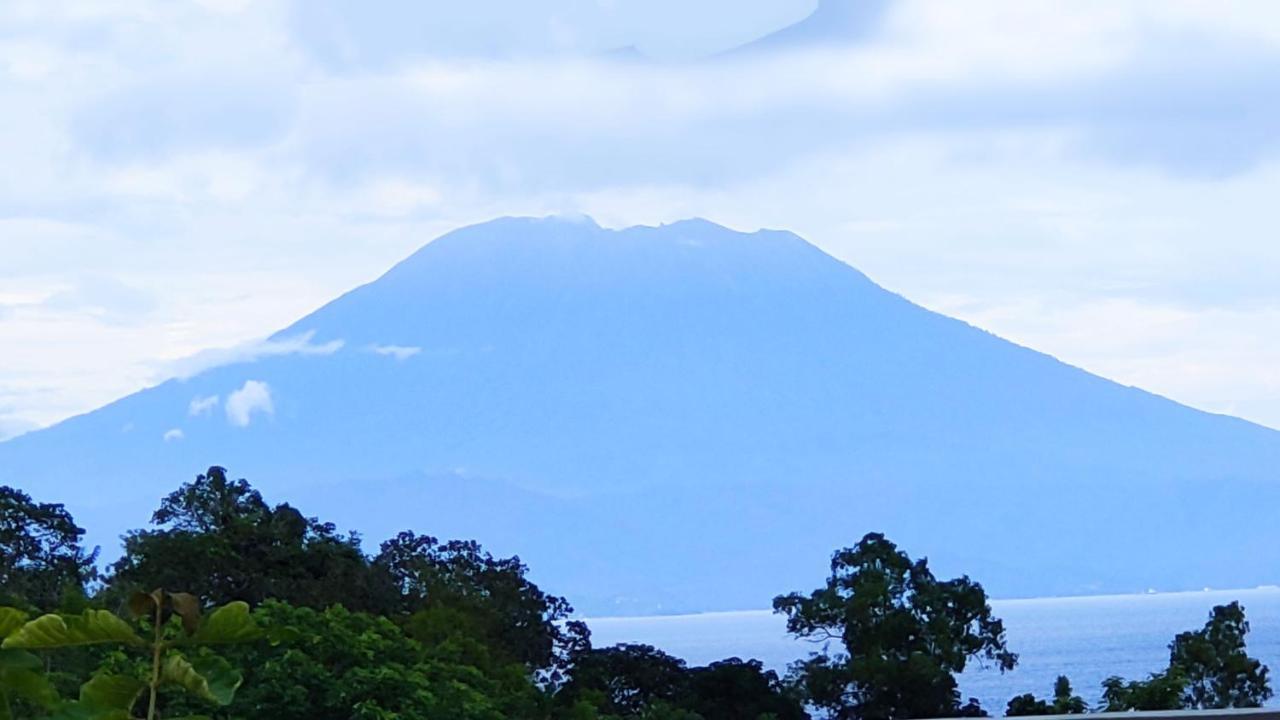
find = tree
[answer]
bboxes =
[773,533,1016,720]
[109,467,396,612]
[0,485,97,611]
[1006,676,1086,716]
[685,658,809,720]
[558,644,691,717]
[1100,670,1187,711]
[222,601,544,720]
[378,531,589,684]
[1170,602,1271,708]
[1100,602,1272,711]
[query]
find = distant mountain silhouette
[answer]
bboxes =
[3,216,1278,614]
[721,0,891,56]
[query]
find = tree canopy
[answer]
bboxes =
[108,466,395,612]
[0,485,96,611]
[773,532,1015,720]
[378,531,589,683]
[6,468,1274,720]
[1102,601,1272,711]
[1006,676,1087,716]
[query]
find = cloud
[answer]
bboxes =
[163,428,184,442]
[188,395,219,416]
[225,380,273,427]
[371,344,421,361]
[39,276,157,325]
[164,331,344,380]
[3,0,1280,436]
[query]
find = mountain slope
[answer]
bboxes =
[721,0,890,56]
[3,216,1278,614]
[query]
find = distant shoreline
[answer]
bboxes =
[585,585,1280,622]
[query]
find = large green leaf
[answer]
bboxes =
[45,701,132,720]
[1,667,59,709]
[79,674,145,712]
[160,654,242,706]
[188,602,261,645]
[0,649,40,671]
[0,610,28,640]
[1,611,143,650]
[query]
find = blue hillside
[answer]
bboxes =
[3,216,1278,614]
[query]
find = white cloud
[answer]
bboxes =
[1,0,1280,434]
[164,331,344,380]
[225,380,273,427]
[163,428,184,442]
[188,394,219,416]
[371,344,422,361]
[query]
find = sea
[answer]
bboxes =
[585,587,1280,714]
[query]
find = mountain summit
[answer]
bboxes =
[4,217,1278,613]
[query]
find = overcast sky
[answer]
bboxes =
[3,0,1280,438]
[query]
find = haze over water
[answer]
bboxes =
[587,587,1280,713]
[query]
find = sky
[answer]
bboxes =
[2,0,1280,438]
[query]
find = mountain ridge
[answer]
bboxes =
[3,216,1277,615]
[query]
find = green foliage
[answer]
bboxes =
[558,646,807,720]
[0,642,59,720]
[27,467,1279,720]
[220,602,543,720]
[0,590,259,720]
[379,531,589,683]
[1100,670,1187,711]
[3,611,143,650]
[0,486,97,612]
[158,655,239,706]
[108,467,394,613]
[559,644,689,716]
[685,658,808,720]
[773,532,1014,720]
[1005,676,1086,716]
[1100,601,1273,711]
[1170,601,1272,708]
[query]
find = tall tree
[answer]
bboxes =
[0,485,96,611]
[773,532,1015,720]
[1170,602,1271,708]
[378,531,588,684]
[109,466,394,612]
[1100,602,1272,711]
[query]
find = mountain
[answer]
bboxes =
[3,216,1279,615]
[721,0,890,56]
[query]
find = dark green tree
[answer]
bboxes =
[377,531,589,683]
[685,657,808,720]
[1100,670,1187,711]
[1100,602,1272,711]
[222,601,545,720]
[1006,676,1086,716]
[109,467,395,612]
[0,485,97,611]
[773,532,1015,720]
[557,644,691,717]
[1170,602,1271,708]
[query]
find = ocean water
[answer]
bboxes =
[586,588,1280,714]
